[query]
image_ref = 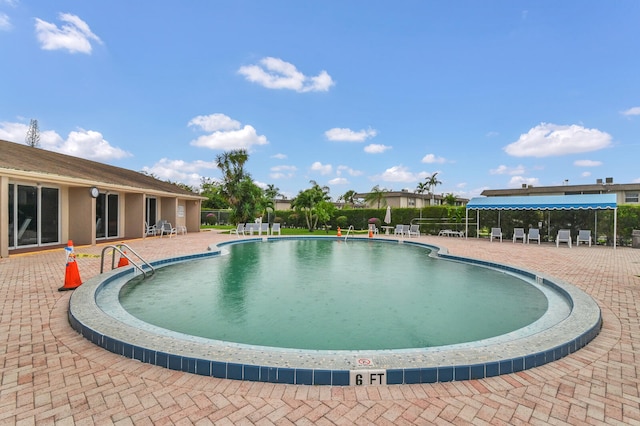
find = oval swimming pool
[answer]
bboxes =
[69,237,602,385]
[119,239,551,350]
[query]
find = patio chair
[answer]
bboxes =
[513,228,526,243]
[368,224,379,235]
[490,227,502,242]
[231,223,245,236]
[271,223,281,236]
[408,224,420,237]
[527,228,541,244]
[556,229,572,248]
[576,229,592,247]
[259,223,269,235]
[393,224,405,237]
[159,221,177,238]
[144,221,157,236]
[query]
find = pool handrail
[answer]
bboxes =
[100,243,155,278]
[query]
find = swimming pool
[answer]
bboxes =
[69,237,602,385]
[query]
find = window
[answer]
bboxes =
[625,192,639,203]
[8,183,59,248]
[96,192,119,239]
[408,198,416,207]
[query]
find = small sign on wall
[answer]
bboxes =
[177,205,185,218]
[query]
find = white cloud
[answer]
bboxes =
[0,13,11,31]
[337,165,363,176]
[574,159,602,167]
[238,57,334,93]
[581,171,591,177]
[504,123,612,157]
[188,113,240,132]
[374,165,429,183]
[142,158,217,187]
[328,177,348,185]
[0,121,130,161]
[364,143,391,153]
[189,113,268,151]
[490,164,526,175]
[508,176,539,188]
[325,127,377,142]
[271,153,287,159]
[270,165,297,179]
[310,161,332,175]
[34,13,102,54]
[421,153,446,164]
[621,106,640,116]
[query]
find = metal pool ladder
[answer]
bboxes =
[100,243,155,278]
[344,225,354,241]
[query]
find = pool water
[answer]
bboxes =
[119,239,549,350]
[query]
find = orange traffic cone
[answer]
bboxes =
[337,227,342,237]
[117,249,129,268]
[58,240,82,291]
[369,228,373,238]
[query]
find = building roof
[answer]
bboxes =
[466,194,617,210]
[481,180,640,197]
[0,139,201,198]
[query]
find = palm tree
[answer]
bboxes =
[215,149,254,222]
[292,181,332,231]
[425,172,442,206]
[340,189,357,208]
[364,185,387,209]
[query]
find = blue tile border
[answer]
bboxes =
[68,237,603,385]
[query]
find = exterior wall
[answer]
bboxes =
[160,197,177,225]
[0,176,8,258]
[68,187,95,246]
[124,193,144,239]
[184,199,201,232]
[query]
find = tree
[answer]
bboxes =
[292,180,331,231]
[364,185,387,209]
[443,193,458,206]
[25,119,40,147]
[340,189,357,208]
[215,149,256,223]
[264,184,281,200]
[200,177,229,209]
[423,172,442,206]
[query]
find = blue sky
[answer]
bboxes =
[1,1,639,200]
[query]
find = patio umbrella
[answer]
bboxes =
[384,206,391,224]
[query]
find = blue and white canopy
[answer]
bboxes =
[465,194,618,248]
[466,194,617,211]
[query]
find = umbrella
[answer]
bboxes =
[384,206,391,224]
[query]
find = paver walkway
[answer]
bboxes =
[1,231,639,425]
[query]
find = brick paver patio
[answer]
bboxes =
[1,231,639,424]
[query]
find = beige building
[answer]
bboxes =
[0,139,205,258]
[355,190,468,209]
[481,178,640,205]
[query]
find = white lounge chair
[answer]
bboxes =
[556,229,572,248]
[271,223,281,236]
[259,223,269,235]
[527,228,541,244]
[144,221,157,236]
[408,224,420,237]
[576,230,592,247]
[159,221,177,238]
[231,223,245,236]
[368,224,379,235]
[490,227,502,242]
[513,228,526,243]
[393,224,405,237]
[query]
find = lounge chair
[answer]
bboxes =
[231,223,245,236]
[513,228,526,243]
[408,224,420,237]
[259,223,269,235]
[393,224,405,237]
[527,228,541,244]
[556,229,572,247]
[159,221,177,238]
[368,224,379,235]
[576,230,592,247]
[490,227,502,242]
[245,223,256,235]
[271,223,281,236]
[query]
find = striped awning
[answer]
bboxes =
[466,194,617,210]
